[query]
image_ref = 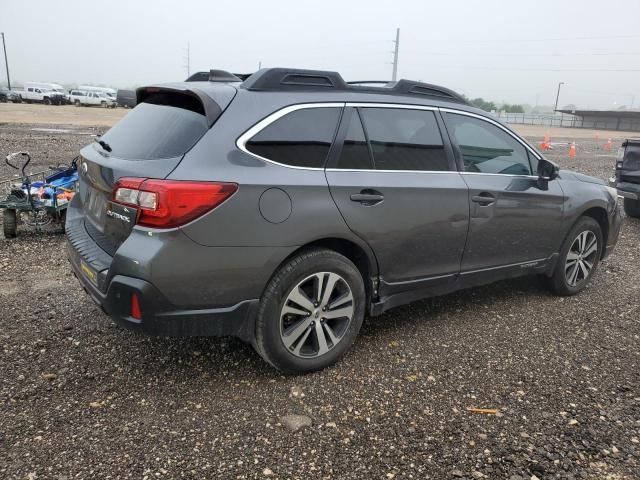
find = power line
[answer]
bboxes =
[402,63,640,73]
[423,33,640,44]
[403,50,640,57]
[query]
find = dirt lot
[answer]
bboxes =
[0,109,639,479]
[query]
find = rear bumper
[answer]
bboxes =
[68,247,258,339]
[66,210,260,340]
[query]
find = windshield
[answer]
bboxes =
[99,100,208,160]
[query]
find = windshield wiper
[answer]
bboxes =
[94,138,112,152]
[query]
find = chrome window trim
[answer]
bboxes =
[236,101,544,176]
[439,107,542,161]
[460,172,539,180]
[326,168,456,174]
[236,102,345,171]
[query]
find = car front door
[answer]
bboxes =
[442,109,565,278]
[326,105,469,298]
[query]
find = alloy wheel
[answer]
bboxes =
[280,272,354,358]
[565,230,598,287]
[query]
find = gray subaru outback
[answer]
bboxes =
[67,68,623,373]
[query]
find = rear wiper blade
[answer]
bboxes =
[94,138,112,152]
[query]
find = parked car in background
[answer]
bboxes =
[0,89,23,103]
[66,68,623,373]
[20,82,68,105]
[116,89,136,108]
[79,85,117,101]
[69,90,116,108]
[611,139,640,218]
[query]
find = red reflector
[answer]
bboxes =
[111,178,238,229]
[130,293,142,320]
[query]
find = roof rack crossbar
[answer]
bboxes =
[347,80,392,85]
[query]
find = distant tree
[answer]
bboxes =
[470,97,497,112]
[500,103,525,113]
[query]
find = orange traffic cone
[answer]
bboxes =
[569,141,576,158]
[539,134,551,150]
[605,138,612,151]
[539,134,548,150]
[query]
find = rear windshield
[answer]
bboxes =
[99,97,208,160]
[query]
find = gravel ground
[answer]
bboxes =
[0,123,639,480]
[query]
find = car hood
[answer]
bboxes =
[561,170,606,186]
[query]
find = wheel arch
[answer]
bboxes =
[579,206,609,258]
[265,236,379,311]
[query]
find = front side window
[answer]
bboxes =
[246,107,341,168]
[446,113,532,175]
[359,108,449,171]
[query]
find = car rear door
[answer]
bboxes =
[441,109,565,277]
[326,105,469,297]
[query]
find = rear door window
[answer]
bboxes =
[359,107,449,171]
[99,93,209,160]
[335,109,373,170]
[245,107,341,168]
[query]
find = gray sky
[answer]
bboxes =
[1,0,639,108]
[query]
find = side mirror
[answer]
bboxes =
[537,158,559,190]
[537,158,559,180]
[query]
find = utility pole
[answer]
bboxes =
[258,61,262,70]
[1,32,10,90]
[391,28,400,82]
[185,42,190,78]
[554,81,564,113]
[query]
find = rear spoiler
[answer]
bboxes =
[136,85,223,127]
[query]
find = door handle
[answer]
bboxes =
[350,190,384,206]
[471,193,496,206]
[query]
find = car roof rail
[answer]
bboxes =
[240,68,468,104]
[391,79,467,103]
[242,68,349,91]
[185,70,242,83]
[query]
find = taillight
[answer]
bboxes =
[112,178,238,228]
[130,293,142,320]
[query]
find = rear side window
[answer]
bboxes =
[99,94,208,160]
[359,108,449,171]
[246,107,341,168]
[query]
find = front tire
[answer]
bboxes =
[3,209,18,238]
[254,248,365,373]
[547,216,602,296]
[624,198,640,218]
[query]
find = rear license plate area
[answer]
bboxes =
[104,201,138,246]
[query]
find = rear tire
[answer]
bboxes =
[3,209,18,238]
[546,216,602,296]
[623,198,640,218]
[254,248,365,373]
[43,98,51,105]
